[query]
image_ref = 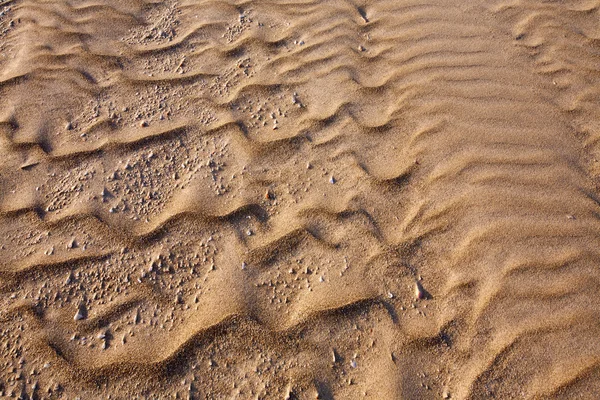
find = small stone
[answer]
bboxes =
[74,304,87,321]
[414,281,427,300]
[20,160,40,170]
[284,388,294,400]
[332,349,340,363]
[329,176,336,184]
[66,122,73,130]
[67,239,77,249]
[442,390,450,399]
[358,45,366,51]
[140,121,149,127]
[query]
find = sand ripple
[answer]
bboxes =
[0,0,599,398]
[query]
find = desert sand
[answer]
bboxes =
[0,0,599,398]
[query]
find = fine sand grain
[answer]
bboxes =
[1,0,600,398]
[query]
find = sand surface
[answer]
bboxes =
[1,0,600,398]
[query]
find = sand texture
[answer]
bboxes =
[1,0,600,398]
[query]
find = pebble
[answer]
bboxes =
[332,349,339,363]
[74,304,87,321]
[414,281,426,300]
[20,161,40,170]
[329,176,336,184]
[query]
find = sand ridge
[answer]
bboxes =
[0,0,600,398]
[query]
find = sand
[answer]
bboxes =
[0,0,599,398]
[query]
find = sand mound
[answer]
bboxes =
[1,0,599,398]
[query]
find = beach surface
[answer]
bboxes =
[1,0,600,398]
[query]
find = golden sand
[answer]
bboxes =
[0,0,599,398]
